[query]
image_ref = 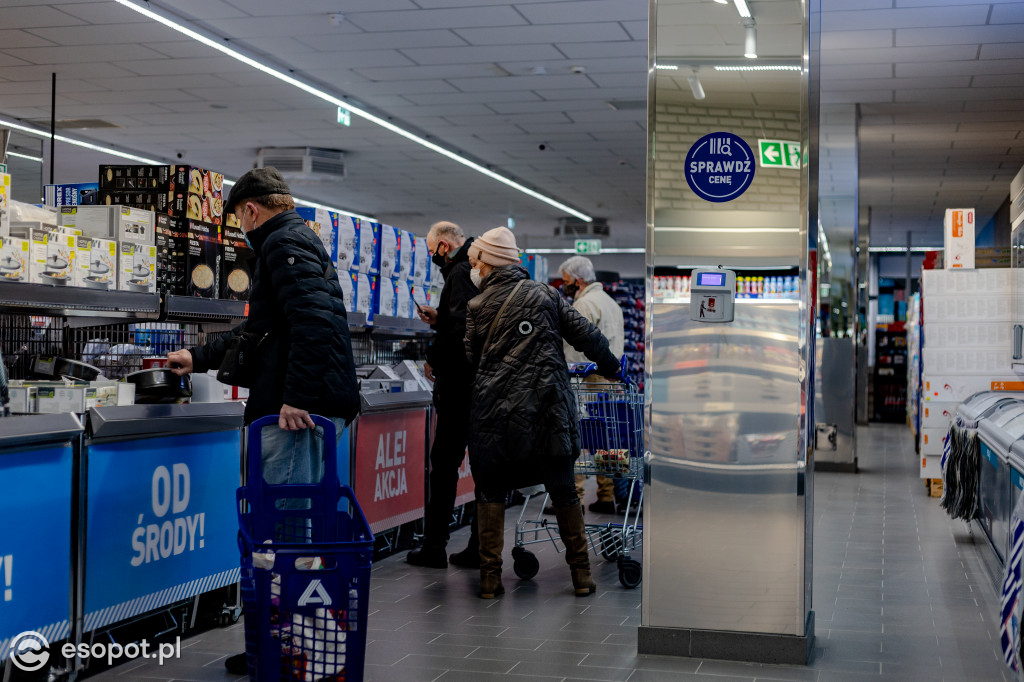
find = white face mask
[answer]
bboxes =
[469,268,483,289]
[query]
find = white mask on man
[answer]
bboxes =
[469,268,483,289]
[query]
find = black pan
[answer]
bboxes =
[125,368,192,403]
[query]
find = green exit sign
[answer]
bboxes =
[336,107,351,127]
[575,239,601,254]
[758,139,801,170]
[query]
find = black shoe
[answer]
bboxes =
[449,544,480,568]
[588,500,616,515]
[224,652,247,675]
[406,545,449,568]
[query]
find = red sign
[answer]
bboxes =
[354,409,427,534]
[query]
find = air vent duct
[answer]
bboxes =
[554,217,609,237]
[257,147,345,182]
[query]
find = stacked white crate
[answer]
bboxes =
[920,268,1024,478]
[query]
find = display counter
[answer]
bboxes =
[82,403,243,632]
[0,413,82,657]
[977,402,1024,564]
[351,391,432,534]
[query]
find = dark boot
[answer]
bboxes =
[406,543,448,568]
[449,516,479,568]
[477,502,506,599]
[554,503,596,596]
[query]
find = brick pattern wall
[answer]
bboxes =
[654,103,802,212]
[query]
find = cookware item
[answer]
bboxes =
[30,356,103,381]
[125,368,191,404]
[46,254,69,270]
[126,279,151,293]
[89,259,110,275]
[83,275,111,290]
[132,263,150,278]
[40,271,68,285]
[0,256,19,271]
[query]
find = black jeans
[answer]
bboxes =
[478,461,580,509]
[423,393,471,546]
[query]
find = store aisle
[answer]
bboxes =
[94,424,1008,682]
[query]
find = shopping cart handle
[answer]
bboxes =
[569,362,599,376]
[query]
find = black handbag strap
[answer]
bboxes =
[482,279,527,353]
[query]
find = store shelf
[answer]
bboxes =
[347,311,368,332]
[371,315,431,337]
[162,295,248,322]
[0,281,160,319]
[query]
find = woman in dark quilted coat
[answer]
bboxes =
[464,227,620,599]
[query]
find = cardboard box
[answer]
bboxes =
[396,278,413,318]
[99,164,172,190]
[296,207,338,263]
[920,428,948,456]
[412,282,429,310]
[45,183,99,207]
[29,228,76,286]
[155,214,188,295]
[412,234,430,286]
[357,273,375,321]
[378,224,400,279]
[943,208,975,269]
[358,221,380,275]
[923,376,1024,402]
[35,386,87,414]
[337,216,358,272]
[375,276,397,318]
[185,220,220,298]
[0,172,10,236]
[339,267,354,308]
[0,235,29,283]
[921,455,942,480]
[64,205,156,245]
[400,230,414,281]
[74,236,117,290]
[6,385,37,414]
[99,164,225,225]
[220,244,253,300]
[119,242,157,293]
[921,401,959,430]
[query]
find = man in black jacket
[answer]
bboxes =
[167,168,360,675]
[406,221,480,568]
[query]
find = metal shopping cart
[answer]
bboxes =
[238,415,374,682]
[511,359,644,589]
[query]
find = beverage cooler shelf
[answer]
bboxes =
[0,281,160,318]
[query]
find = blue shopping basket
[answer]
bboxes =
[238,415,374,682]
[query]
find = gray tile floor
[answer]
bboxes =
[94,424,1010,681]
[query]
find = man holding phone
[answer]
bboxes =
[407,221,480,568]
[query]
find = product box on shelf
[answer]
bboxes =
[99,164,225,225]
[60,205,156,243]
[358,221,380,275]
[339,268,354,308]
[943,208,975,270]
[74,237,117,290]
[357,273,375,321]
[921,401,958,430]
[185,220,220,298]
[412,282,429,310]
[118,242,157,294]
[337,216,358,272]
[375,277,398,318]
[0,235,29,283]
[45,183,99,207]
[6,385,36,414]
[0,172,10,236]
[396,279,413,319]
[219,223,252,301]
[922,375,1024,402]
[296,207,338,263]
[155,214,187,295]
[399,230,414,281]
[412,234,429,286]
[378,224,400,279]
[29,228,76,286]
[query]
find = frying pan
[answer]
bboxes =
[125,368,192,403]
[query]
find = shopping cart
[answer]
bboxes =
[511,358,644,589]
[238,415,374,682]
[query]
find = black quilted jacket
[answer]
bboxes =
[464,264,619,490]
[190,210,360,425]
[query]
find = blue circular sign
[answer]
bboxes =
[684,132,755,203]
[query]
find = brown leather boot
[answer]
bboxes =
[554,503,596,596]
[477,502,506,599]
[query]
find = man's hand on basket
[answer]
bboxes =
[280,404,316,430]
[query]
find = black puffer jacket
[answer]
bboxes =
[425,238,477,401]
[465,265,619,491]
[190,210,360,425]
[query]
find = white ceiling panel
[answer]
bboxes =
[822,6,990,31]
[820,45,979,64]
[402,44,565,65]
[226,0,418,16]
[53,3,148,25]
[557,41,650,59]
[517,1,646,24]
[454,22,633,45]
[347,6,526,32]
[897,24,1024,46]
[295,30,467,52]
[0,29,59,49]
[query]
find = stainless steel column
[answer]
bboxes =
[639,0,815,665]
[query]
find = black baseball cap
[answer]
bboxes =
[225,167,291,214]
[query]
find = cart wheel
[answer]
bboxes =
[599,526,621,561]
[618,557,642,589]
[512,546,540,581]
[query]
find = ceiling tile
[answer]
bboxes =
[25,23,178,46]
[404,91,541,106]
[454,22,632,46]
[285,50,416,71]
[54,3,148,25]
[0,29,58,48]
[1,62,137,82]
[517,1,646,24]
[823,6,989,32]
[352,63,507,82]
[223,0,417,17]
[820,45,979,65]
[347,6,526,32]
[556,41,648,59]
[402,44,565,66]
[4,44,168,65]
[296,29,467,52]
[897,24,1024,47]
[204,15,352,39]
[447,74,596,92]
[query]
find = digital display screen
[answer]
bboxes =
[696,272,725,287]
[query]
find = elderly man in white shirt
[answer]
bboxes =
[555,255,625,515]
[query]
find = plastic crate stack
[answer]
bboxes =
[606,280,645,390]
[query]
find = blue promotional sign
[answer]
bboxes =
[84,431,241,631]
[0,445,72,652]
[684,132,756,202]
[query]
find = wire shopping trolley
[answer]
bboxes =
[511,358,645,589]
[238,415,374,682]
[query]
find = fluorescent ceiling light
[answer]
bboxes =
[713,0,729,4]
[111,0,591,223]
[655,64,679,70]
[714,65,801,72]
[732,0,752,18]
[744,26,758,59]
[6,151,43,163]
[656,226,798,234]
[525,247,646,254]
[0,116,375,221]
